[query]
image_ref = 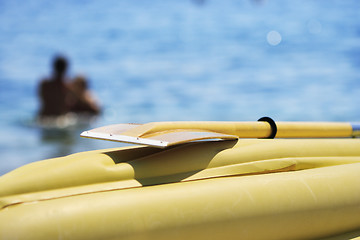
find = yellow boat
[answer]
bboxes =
[1,119,360,240]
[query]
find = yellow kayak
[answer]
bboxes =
[1,120,360,240]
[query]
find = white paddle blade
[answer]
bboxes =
[80,124,238,148]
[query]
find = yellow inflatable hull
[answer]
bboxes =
[1,139,360,239]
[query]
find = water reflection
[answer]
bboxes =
[37,114,98,159]
[267,31,282,46]
[307,19,322,35]
[40,128,76,158]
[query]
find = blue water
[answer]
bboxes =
[0,0,360,175]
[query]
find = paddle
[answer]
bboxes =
[80,119,360,148]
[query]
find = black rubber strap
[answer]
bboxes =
[258,117,277,139]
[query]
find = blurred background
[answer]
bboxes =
[0,0,359,175]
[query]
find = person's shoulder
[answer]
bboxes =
[39,77,53,91]
[39,77,51,85]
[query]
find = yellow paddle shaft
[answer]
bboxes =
[124,121,356,138]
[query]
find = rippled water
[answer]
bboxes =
[0,0,359,175]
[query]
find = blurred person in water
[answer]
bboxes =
[38,55,100,121]
[38,55,72,117]
[69,75,101,115]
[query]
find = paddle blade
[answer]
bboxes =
[80,124,238,148]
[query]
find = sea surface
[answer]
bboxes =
[0,0,359,175]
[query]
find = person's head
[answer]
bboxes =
[52,55,68,76]
[73,75,88,92]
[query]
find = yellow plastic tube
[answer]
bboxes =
[1,139,360,239]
